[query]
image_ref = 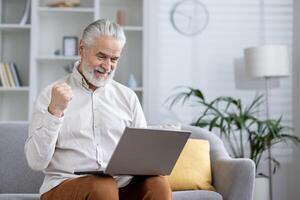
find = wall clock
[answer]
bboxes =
[170,0,209,36]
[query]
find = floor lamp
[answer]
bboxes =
[244,45,290,200]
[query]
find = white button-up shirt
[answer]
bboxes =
[24,62,147,195]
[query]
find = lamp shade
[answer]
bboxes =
[244,45,290,78]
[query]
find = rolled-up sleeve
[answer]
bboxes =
[24,87,64,171]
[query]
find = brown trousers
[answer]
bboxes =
[41,175,172,200]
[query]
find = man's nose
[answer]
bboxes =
[102,58,111,72]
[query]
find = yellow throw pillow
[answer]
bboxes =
[165,138,215,191]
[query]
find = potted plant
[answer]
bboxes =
[166,87,300,199]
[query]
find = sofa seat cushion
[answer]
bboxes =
[0,194,40,200]
[0,191,222,200]
[173,190,223,200]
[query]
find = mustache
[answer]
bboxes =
[95,66,113,75]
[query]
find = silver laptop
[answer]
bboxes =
[74,127,191,176]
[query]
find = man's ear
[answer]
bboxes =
[79,40,84,59]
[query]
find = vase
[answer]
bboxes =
[127,74,138,89]
[254,176,269,200]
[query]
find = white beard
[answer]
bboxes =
[81,60,115,87]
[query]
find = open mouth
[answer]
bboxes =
[94,67,109,76]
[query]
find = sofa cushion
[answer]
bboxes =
[173,190,222,200]
[0,191,223,200]
[166,139,214,191]
[0,194,40,200]
[0,123,44,193]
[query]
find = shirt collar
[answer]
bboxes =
[72,61,90,90]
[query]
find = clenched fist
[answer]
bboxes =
[48,83,73,117]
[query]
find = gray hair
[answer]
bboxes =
[81,19,126,48]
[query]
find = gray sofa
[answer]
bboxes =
[0,123,255,200]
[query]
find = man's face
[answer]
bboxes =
[79,36,123,87]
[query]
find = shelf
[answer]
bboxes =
[37,55,80,62]
[38,7,94,13]
[0,87,30,92]
[0,120,29,124]
[123,26,143,31]
[131,87,143,92]
[0,24,31,31]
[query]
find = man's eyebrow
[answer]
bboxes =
[95,51,119,59]
[95,51,107,57]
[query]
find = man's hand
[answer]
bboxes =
[48,83,73,118]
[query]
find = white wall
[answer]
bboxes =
[146,0,293,123]
[288,0,300,199]
[146,0,296,199]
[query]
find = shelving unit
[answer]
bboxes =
[0,0,31,122]
[0,0,146,123]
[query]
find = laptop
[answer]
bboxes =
[74,127,191,176]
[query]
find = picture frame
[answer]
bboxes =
[63,36,78,56]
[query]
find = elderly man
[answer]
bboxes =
[25,19,172,200]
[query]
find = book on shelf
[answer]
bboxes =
[0,63,9,87]
[10,63,21,87]
[0,62,22,88]
[4,63,16,87]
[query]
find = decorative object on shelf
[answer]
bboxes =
[63,36,78,56]
[170,0,209,36]
[166,87,300,180]
[47,0,80,7]
[117,9,126,26]
[63,63,74,73]
[127,74,138,89]
[20,0,31,25]
[54,49,61,56]
[244,45,290,200]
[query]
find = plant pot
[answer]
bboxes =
[254,176,269,200]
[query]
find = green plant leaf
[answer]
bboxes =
[165,86,300,175]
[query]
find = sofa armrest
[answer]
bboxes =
[212,158,255,200]
[181,125,255,200]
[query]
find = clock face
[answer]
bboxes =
[170,0,209,36]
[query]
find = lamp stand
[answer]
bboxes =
[265,77,273,200]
